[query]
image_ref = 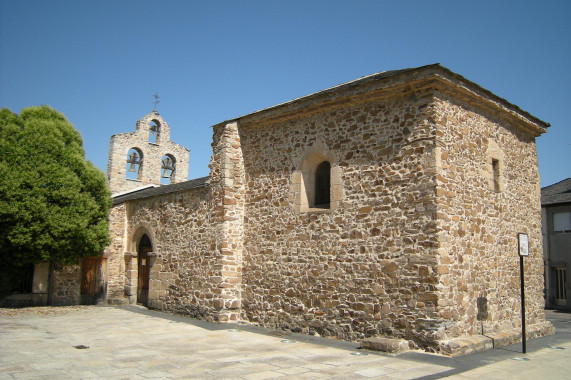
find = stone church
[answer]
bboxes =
[102,64,552,355]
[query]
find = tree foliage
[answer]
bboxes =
[0,106,111,268]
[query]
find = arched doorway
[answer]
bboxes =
[137,234,152,306]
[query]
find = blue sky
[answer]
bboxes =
[1,0,569,187]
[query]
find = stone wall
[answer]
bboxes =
[432,94,549,341]
[238,91,440,344]
[51,264,81,306]
[105,203,127,303]
[120,185,225,319]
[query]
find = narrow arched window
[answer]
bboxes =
[149,120,160,144]
[486,140,504,192]
[314,161,331,209]
[293,146,342,213]
[160,154,176,185]
[492,158,500,192]
[126,148,143,180]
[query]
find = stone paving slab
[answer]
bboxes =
[0,306,450,379]
[440,339,571,380]
[0,306,569,379]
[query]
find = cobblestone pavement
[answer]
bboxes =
[0,306,569,379]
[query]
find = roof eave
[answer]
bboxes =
[212,64,549,137]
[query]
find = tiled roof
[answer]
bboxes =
[112,176,209,205]
[541,178,571,206]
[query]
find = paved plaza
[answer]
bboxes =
[0,306,569,379]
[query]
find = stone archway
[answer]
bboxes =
[124,226,156,305]
[137,234,153,306]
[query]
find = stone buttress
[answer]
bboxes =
[209,121,246,321]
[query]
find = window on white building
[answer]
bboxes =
[554,212,571,233]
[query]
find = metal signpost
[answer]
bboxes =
[517,233,529,354]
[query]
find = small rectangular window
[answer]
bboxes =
[554,212,571,233]
[491,159,500,192]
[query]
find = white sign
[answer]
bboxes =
[518,233,529,257]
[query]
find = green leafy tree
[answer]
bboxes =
[0,106,111,281]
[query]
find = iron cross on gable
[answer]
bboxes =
[152,92,160,110]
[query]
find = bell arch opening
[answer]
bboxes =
[149,120,160,144]
[160,154,176,185]
[126,148,143,180]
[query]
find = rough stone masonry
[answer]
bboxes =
[103,64,552,355]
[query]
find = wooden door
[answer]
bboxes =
[137,248,151,306]
[81,257,107,305]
